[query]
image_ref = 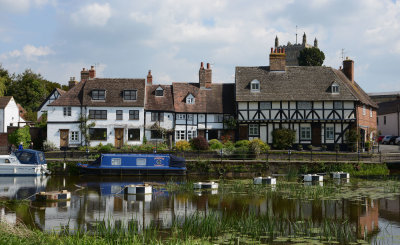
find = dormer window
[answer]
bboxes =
[155,86,164,97]
[92,90,105,100]
[331,82,339,94]
[250,79,260,92]
[123,90,137,100]
[186,94,195,104]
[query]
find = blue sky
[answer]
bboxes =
[1,0,400,93]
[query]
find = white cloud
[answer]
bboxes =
[0,45,53,60]
[71,3,112,27]
[0,0,50,13]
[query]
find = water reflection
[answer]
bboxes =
[0,176,399,242]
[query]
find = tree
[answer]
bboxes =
[78,114,95,147]
[298,47,325,66]
[272,128,296,150]
[0,64,11,96]
[8,126,31,148]
[6,69,48,112]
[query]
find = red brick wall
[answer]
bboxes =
[356,104,377,141]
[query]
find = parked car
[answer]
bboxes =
[388,136,399,145]
[377,135,385,143]
[395,136,400,145]
[382,135,393,144]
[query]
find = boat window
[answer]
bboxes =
[4,159,10,163]
[111,158,121,166]
[38,153,45,162]
[17,152,34,164]
[136,158,146,166]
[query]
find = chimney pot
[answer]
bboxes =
[88,66,96,79]
[200,62,204,69]
[342,59,354,83]
[147,69,153,85]
[91,66,94,69]
[207,63,210,69]
[270,47,273,53]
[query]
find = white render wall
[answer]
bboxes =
[145,111,174,140]
[37,90,62,120]
[2,98,25,132]
[378,113,400,136]
[47,106,145,148]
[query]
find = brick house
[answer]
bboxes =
[235,48,377,149]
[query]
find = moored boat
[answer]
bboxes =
[0,149,48,176]
[77,153,186,175]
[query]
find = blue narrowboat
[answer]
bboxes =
[76,154,186,175]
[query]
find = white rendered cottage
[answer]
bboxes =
[0,96,26,132]
[47,68,146,148]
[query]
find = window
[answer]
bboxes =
[111,158,121,166]
[92,90,105,100]
[362,105,366,115]
[175,130,185,140]
[214,114,224,123]
[70,131,79,142]
[333,101,343,110]
[129,110,139,120]
[151,112,164,122]
[177,114,186,120]
[250,79,260,92]
[136,158,146,166]
[89,110,107,119]
[300,127,311,140]
[384,116,386,125]
[298,101,312,110]
[89,128,107,140]
[187,130,197,140]
[116,110,123,120]
[370,108,373,117]
[326,127,334,140]
[151,130,162,139]
[187,114,193,121]
[63,107,71,116]
[186,94,195,104]
[123,90,137,100]
[331,83,339,93]
[128,129,140,141]
[260,102,272,110]
[155,87,163,96]
[249,124,259,136]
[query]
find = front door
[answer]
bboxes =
[115,128,124,149]
[311,123,321,146]
[239,125,248,140]
[60,129,69,148]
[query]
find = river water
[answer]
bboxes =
[0,175,400,244]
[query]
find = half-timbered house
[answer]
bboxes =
[235,48,377,148]
[172,62,235,141]
[37,87,65,121]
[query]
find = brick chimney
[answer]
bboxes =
[199,62,212,88]
[80,68,89,82]
[89,66,96,79]
[269,48,286,71]
[68,77,78,89]
[342,57,354,83]
[147,70,153,85]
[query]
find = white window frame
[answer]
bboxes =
[326,127,334,140]
[362,105,366,116]
[300,127,311,140]
[250,79,260,92]
[333,101,343,110]
[63,107,71,116]
[249,124,259,136]
[175,130,185,141]
[155,86,164,97]
[186,94,195,104]
[331,83,339,94]
[187,130,197,140]
[370,108,373,118]
[187,114,193,121]
[70,131,79,142]
[177,114,186,120]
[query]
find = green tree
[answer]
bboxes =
[79,114,95,147]
[272,128,296,149]
[8,126,31,148]
[6,69,48,112]
[0,65,11,96]
[298,47,325,66]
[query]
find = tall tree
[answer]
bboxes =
[0,65,11,96]
[298,47,325,66]
[7,69,48,112]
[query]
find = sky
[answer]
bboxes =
[0,0,400,93]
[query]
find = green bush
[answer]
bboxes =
[209,139,223,150]
[271,128,295,150]
[8,126,31,148]
[297,144,303,151]
[190,136,209,151]
[235,140,250,148]
[222,141,235,156]
[345,129,358,152]
[42,140,56,152]
[98,143,114,153]
[175,140,191,151]
[249,139,270,155]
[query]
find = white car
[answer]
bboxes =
[395,136,400,145]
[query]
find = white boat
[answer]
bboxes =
[0,150,48,176]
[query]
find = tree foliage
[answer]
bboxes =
[79,115,96,147]
[298,47,325,66]
[272,128,296,150]
[8,126,31,148]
